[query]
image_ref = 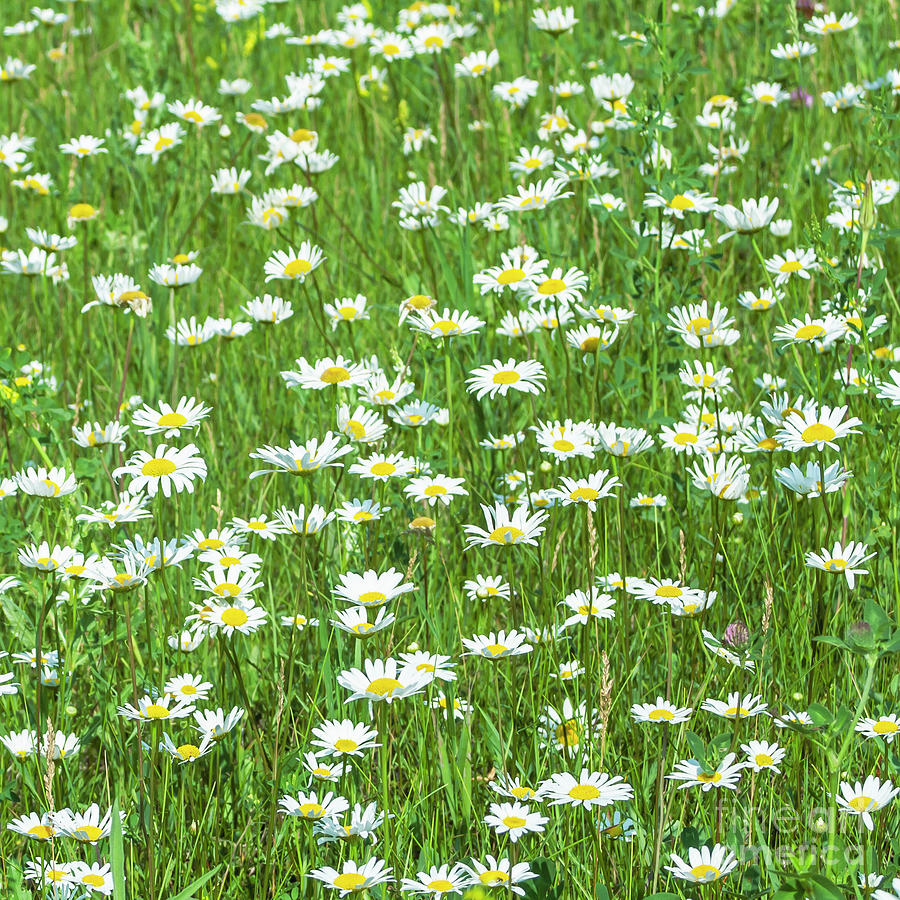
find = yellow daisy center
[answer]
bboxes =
[367,677,402,696]
[801,423,836,443]
[284,259,312,277]
[538,278,566,295]
[158,412,188,427]
[141,458,176,477]
[487,525,524,543]
[691,864,721,880]
[569,783,601,801]
[669,194,695,210]
[320,366,350,384]
[221,608,249,627]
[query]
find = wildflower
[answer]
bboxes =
[540,769,634,808]
[249,434,352,477]
[666,844,738,883]
[631,698,693,724]
[532,6,578,34]
[337,658,430,703]
[741,740,786,773]
[805,540,874,589]
[132,397,212,438]
[113,444,207,497]
[264,243,325,282]
[462,857,538,896]
[463,503,548,548]
[835,776,898,831]
[484,802,548,843]
[776,404,862,452]
[461,630,533,659]
[701,692,768,720]
[667,753,747,791]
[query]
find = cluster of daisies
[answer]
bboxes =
[5,0,900,897]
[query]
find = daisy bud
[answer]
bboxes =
[859,172,876,234]
[539,460,553,473]
[407,642,419,652]
[732,511,744,524]
[813,816,827,833]
[219,124,231,138]
[66,705,77,716]
[792,692,803,702]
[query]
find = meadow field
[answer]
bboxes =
[2,0,900,897]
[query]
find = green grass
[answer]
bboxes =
[2,0,900,898]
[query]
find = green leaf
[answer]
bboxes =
[813,635,848,651]
[163,865,222,900]
[807,703,833,726]
[110,799,126,900]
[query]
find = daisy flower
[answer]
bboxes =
[159,731,215,764]
[131,396,212,438]
[463,503,548,548]
[764,247,818,284]
[835,776,898,831]
[538,698,600,755]
[400,864,471,897]
[666,753,747,791]
[532,5,578,34]
[548,469,621,510]
[337,498,390,524]
[473,247,547,295]
[117,694,196,722]
[193,706,245,740]
[772,314,845,348]
[804,540,874,589]
[206,601,267,636]
[264,242,325,281]
[701,692,768,720]
[631,697,693,724]
[666,844,738,883]
[856,714,900,744]
[462,857,538,896]
[559,588,616,626]
[404,474,468,506]
[539,769,634,808]
[311,719,380,757]
[644,189,717,218]
[521,266,588,305]
[241,294,293,324]
[461,630,533,659]
[280,790,350,823]
[281,355,368,390]
[337,657,430,704]
[775,404,862,452]
[272,504,335,536]
[483,801,548,843]
[741,740,786,773]
[230,515,289,541]
[14,465,77,498]
[249,434,352,477]
[113,444,207,497]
